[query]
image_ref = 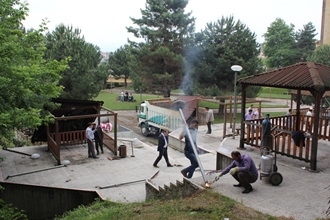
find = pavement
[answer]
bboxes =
[0,123,329,220]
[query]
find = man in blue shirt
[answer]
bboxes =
[217,151,258,194]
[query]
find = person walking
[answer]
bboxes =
[180,119,199,179]
[215,151,258,194]
[205,107,214,134]
[153,129,173,168]
[86,122,97,158]
[93,123,104,155]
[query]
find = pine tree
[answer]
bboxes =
[127,0,195,96]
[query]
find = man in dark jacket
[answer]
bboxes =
[93,123,104,155]
[153,129,172,168]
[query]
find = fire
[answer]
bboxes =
[205,182,210,188]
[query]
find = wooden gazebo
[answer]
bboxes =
[32,99,118,165]
[238,62,330,170]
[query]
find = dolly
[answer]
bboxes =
[259,127,283,186]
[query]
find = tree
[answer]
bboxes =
[108,45,131,87]
[184,16,263,97]
[0,0,67,147]
[98,62,111,89]
[307,44,330,66]
[44,24,106,100]
[263,18,299,68]
[296,22,317,62]
[127,0,195,96]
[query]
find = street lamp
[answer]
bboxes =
[231,65,243,139]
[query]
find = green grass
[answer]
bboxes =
[96,88,289,111]
[95,91,162,110]
[259,87,291,99]
[95,90,287,125]
[55,190,287,220]
[200,101,288,109]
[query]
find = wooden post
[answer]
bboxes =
[310,91,323,170]
[114,112,118,156]
[55,120,61,165]
[239,85,247,149]
[223,104,227,138]
[229,96,233,128]
[295,90,301,131]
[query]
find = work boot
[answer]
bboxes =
[242,188,253,194]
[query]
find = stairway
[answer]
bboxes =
[145,177,204,201]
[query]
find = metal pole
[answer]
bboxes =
[178,109,208,184]
[233,71,237,139]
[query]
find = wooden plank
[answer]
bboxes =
[305,137,311,160]
[281,134,286,153]
[287,135,292,155]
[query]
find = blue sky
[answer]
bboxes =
[23,0,323,52]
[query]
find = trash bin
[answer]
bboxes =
[118,145,127,158]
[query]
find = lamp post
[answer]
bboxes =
[231,65,243,139]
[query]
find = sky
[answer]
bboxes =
[22,0,323,52]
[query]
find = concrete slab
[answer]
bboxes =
[0,124,329,220]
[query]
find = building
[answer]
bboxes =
[320,0,330,45]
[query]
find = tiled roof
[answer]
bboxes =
[238,62,330,92]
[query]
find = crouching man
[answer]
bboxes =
[216,151,258,194]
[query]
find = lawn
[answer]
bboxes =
[95,91,162,110]
[96,90,288,111]
[258,87,291,99]
[95,90,286,124]
[56,190,289,220]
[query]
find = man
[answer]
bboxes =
[94,123,104,155]
[86,122,97,158]
[247,104,254,113]
[121,91,125,102]
[253,109,261,120]
[205,107,214,134]
[216,151,258,194]
[179,119,199,178]
[153,129,173,168]
[245,109,254,121]
[285,108,292,129]
[306,107,313,133]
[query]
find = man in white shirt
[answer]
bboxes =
[306,108,313,133]
[86,122,97,158]
[153,130,172,167]
[205,107,214,134]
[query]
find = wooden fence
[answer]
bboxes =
[243,115,329,163]
[48,130,114,164]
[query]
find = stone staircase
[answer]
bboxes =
[145,177,204,201]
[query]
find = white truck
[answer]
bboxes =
[137,97,200,136]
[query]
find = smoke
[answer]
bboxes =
[181,45,201,95]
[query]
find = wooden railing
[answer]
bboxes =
[243,115,330,163]
[50,130,86,146]
[48,130,115,164]
[47,133,60,163]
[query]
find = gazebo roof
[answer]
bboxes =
[238,62,330,92]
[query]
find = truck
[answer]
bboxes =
[137,97,200,136]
